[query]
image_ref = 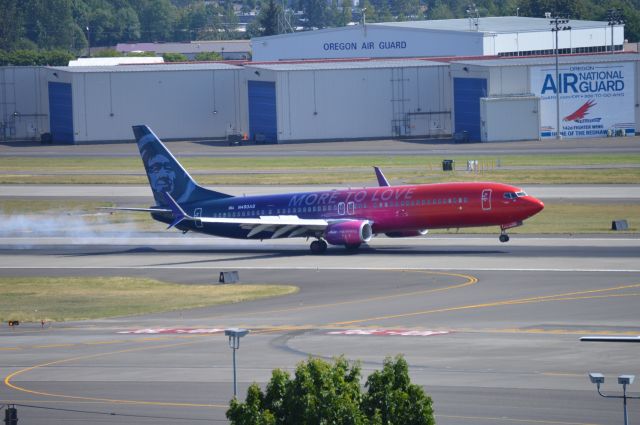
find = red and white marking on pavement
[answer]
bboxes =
[327,329,450,337]
[118,328,225,335]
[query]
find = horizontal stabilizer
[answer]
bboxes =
[162,192,193,229]
[98,207,172,213]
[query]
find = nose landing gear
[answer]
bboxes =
[499,231,510,243]
[310,239,328,254]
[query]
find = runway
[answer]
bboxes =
[1,236,639,424]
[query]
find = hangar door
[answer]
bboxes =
[453,77,487,142]
[48,82,74,144]
[248,80,277,143]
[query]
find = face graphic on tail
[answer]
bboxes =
[137,132,195,205]
[147,153,176,194]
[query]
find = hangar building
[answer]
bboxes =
[252,17,625,61]
[0,63,244,143]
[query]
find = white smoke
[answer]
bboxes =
[0,210,148,246]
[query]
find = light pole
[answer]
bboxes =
[607,8,624,54]
[550,15,570,140]
[588,373,639,425]
[85,26,91,57]
[225,328,248,398]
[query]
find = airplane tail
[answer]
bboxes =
[132,125,232,206]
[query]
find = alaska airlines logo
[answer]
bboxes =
[563,99,597,122]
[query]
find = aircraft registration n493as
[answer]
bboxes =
[114,125,544,254]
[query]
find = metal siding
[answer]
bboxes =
[453,77,487,141]
[48,82,74,144]
[248,80,277,142]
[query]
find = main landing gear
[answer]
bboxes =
[499,230,510,243]
[310,239,328,254]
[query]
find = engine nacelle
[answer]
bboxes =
[324,220,373,246]
[384,229,428,238]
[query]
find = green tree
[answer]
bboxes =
[227,355,435,425]
[23,0,75,50]
[137,0,176,41]
[162,52,188,62]
[363,355,435,425]
[301,0,328,28]
[195,51,223,60]
[258,0,282,36]
[0,0,23,50]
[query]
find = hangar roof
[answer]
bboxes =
[47,63,242,73]
[246,59,445,71]
[452,52,640,67]
[375,16,610,33]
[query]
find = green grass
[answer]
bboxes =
[0,277,298,322]
[1,153,639,184]
[2,153,639,171]
[1,168,640,185]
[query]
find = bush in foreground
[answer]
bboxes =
[227,355,435,425]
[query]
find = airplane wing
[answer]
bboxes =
[198,215,329,238]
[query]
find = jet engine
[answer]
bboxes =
[324,220,373,246]
[384,229,428,238]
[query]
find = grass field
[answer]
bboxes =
[1,153,639,185]
[0,276,298,322]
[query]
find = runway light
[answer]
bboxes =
[225,328,249,398]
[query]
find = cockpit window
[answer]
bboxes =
[516,191,527,197]
[504,192,517,199]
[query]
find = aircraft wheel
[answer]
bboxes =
[310,240,327,254]
[499,234,510,243]
[345,243,361,250]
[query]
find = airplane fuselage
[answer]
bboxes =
[152,182,543,240]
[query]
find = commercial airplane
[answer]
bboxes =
[120,125,544,254]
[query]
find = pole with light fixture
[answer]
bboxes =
[588,373,639,425]
[550,14,570,140]
[225,328,248,398]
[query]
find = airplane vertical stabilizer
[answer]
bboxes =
[132,125,231,206]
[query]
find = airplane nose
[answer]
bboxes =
[531,198,544,214]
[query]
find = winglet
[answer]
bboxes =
[162,192,192,229]
[374,166,390,187]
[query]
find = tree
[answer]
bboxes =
[258,0,282,36]
[23,0,75,50]
[301,0,328,28]
[227,355,436,425]
[0,0,23,50]
[363,355,435,425]
[163,52,188,62]
[137,0,176,41]
[194,51,223,61]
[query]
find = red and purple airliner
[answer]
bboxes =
[120,125,544,254]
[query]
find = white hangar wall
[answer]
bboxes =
[47,63,243,143]
[242,61,452,142]
[0,67,48,141]
[253,17,624,61]
[252,25,485,61]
